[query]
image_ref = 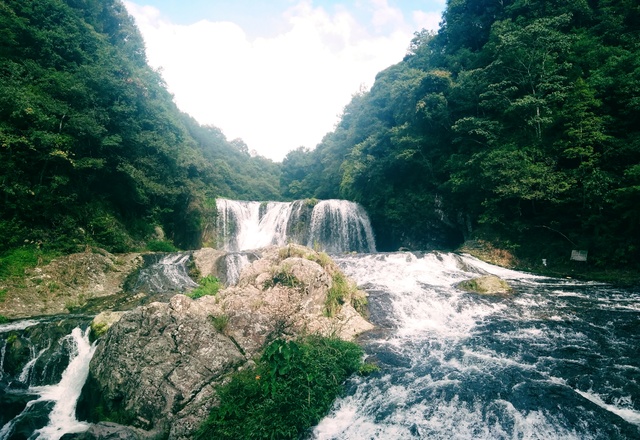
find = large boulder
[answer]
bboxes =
[221,245,373,355]
[80,295,245,439]
[80,245,373,439]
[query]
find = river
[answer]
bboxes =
[1,198,639,438]
[312,252,640,439]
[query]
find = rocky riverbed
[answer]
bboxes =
[2,245,373,439]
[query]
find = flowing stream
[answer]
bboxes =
[311,252,640,439]
[0,320,95,440]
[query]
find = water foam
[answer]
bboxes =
[0,327,95,440]
[313,251,640,440]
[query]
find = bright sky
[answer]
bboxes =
[124,0,446,161]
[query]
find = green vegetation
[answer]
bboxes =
[358,361,380,376]
[0,315,8,324]
[0,247,59,280]
[196,336,363,440]
[0,0,281,257]
[264,266,302,289]
[325,272,354,317]
[0,289,7,302]
[188,275,222,299]
[281,0,640,271]
[305,250,333,269]
[90,322,109,340]
[210,314,229,334]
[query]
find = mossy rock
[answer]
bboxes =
[457,275,512,296]
[90,311,125,341]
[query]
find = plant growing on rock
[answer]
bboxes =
[325,272,358,317]
[210,314,229,334]
[264,266,302,289]
[188,275,222,299]
[195,336,363,440]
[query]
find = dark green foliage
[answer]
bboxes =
[281,0,640,268]
[145,240,179,253]
[196,336,363,440]
[0,0,282,258]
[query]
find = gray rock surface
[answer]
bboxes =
[82,245,373,439]
[85,295,243,439]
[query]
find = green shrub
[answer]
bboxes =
[188,275,222,299]
[146,240,179,252]
[0,315,8,324]
[0,288,7,302]
[87,212,133,253]
[196,336,363,440]
[358,361,380,376]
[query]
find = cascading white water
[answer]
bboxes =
[18,344,50,384]
[307,200,376,253]
[0,327,95,440]
[215,198,376,253]
[223,253,252,285]
[312,252,640,440]
[216,200,291,251]
[132,252,198,293]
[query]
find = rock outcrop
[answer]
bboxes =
[457,275,512,296]
[80,245,373,439]
[0,250,142,319]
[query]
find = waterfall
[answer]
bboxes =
[0,325,95,440]
[215,198,376,253]
[131,252,198,293]
[222,253,253,285]
[307,200,376,254]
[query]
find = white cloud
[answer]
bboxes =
[125,1,418,161]
[412,10,442,32]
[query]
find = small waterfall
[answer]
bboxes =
[215,198,376,253]
[18,344,50,384]
[0,324,95,440]
[222,253,252,286]
[131,252,197,294]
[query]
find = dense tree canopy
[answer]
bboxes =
[281,0,640,267]
[0,0,281,253]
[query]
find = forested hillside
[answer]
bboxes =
[0,0,281,257]
[282,0,640,268]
